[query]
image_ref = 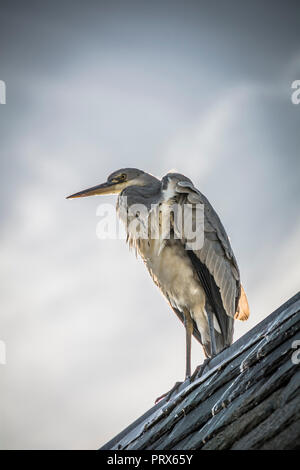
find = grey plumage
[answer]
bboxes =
[67,168,249,379]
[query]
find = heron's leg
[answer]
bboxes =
[155,381,183,404]
[155,310,193,404]
[190,310,217,383]
[207,309,217,357]
[184,310,193,379]
[190,357,210,381]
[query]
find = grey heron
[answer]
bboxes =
[67,168,249,396]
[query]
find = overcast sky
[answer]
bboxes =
[0,0,300,449]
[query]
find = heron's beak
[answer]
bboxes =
[66,181,120,199]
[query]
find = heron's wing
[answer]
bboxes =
[174,180,241,343]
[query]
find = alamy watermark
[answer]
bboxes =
[0,80,6,104]
[95,198,205,250]
[291,340,300,365]
[291,80,300,105]
[0,340,6,365]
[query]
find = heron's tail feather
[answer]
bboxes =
[203,311,234,358]
[234,285,250,321]
[203,323,233,358]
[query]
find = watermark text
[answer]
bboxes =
[96,199,204,250]
[291,80,300,104]
[291,340,300,364]
[0,340,6,365]
[0,80,6,104]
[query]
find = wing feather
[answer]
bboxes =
[176,177,241,342]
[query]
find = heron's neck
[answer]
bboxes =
[118,179,162,209]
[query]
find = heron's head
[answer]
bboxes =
[66,168,156,199]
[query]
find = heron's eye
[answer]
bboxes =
[120,174,126,181]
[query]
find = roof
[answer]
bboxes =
[100,292,300,450]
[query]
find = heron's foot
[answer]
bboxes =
[190,358,211,382]
[155,381,183,404]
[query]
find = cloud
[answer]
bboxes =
[1,3,299,449]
